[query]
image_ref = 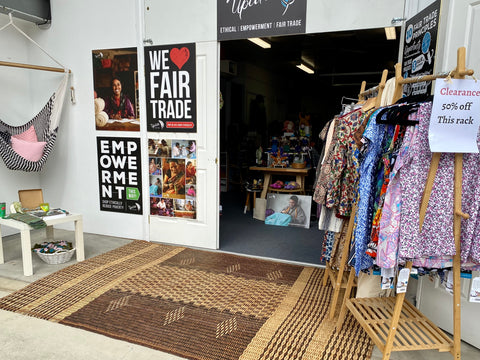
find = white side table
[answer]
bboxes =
[0,213,85,276]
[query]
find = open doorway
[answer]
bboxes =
[218,29,399,265]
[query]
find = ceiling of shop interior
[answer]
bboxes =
[220,27,401,90]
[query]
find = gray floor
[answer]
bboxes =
[0,229,478,360]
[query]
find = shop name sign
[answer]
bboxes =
[97,137,143,214]
[218,0,307,40]
[144,43,197,132]
[429,79,480,153]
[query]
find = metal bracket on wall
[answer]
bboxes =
[0,0,51,27]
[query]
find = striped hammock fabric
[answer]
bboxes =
[0,73,68,172]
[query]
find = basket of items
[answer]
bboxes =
[32,241,75,265]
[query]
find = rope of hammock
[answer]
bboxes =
[0,13,69,72]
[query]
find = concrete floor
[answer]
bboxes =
[0,229,478,360]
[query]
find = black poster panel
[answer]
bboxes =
[97,137,143,214]
[218,0,307,41]
[144,43,197,133]
[402,0,441,97]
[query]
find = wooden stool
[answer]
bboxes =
[244,188,262,214]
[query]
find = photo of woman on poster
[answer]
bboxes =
[186,160,196,184]
[186,185,196,198]
[104,77,135,120]
[92,47,139,131]
[149,158,161,175]
[149,177,162,196]
[162,159,185,197]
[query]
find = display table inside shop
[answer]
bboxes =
[249,166,310,199]
[0,213,85,276]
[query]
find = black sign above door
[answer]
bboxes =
[218,0,307,41]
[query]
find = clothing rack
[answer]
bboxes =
[336,47,473,360]
[322,69,388,320]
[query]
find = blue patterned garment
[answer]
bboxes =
[349,109,386,274]
[321,230,336,262]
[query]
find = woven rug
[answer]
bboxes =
[0,240,372,360]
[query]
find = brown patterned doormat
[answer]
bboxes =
[0,240,372,360]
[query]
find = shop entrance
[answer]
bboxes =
[218,29,399,265]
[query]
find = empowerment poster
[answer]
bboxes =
[218,0,306,40]
[401,0,440,97]
[97,137,143,214]
[148,138,197,219]
[144,44,197,132]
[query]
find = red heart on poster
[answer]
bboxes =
[170,47,190,70]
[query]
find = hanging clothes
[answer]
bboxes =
[366,124,406,258]
[320,230,336,263]
[313,116,341,204]
[398,102,480,264]
[376,125,418,268]
[350,109,386,274]
[324,109,369,216]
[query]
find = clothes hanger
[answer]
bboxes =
[394,93,433,104]
[376,103,419,125]
[361,96,377,111]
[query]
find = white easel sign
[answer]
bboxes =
[470,277,480,303]
[429,78,480,153]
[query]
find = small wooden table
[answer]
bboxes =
[0,213,85,276]
[249,166,311,199]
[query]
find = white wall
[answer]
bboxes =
[144,0,217,44]
[0,1,144,239]
[0,16,43,236]
[306,0,405,33]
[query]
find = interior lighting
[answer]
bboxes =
[384,26,396,40]
[248,37,271,49]
[296,63,314,74]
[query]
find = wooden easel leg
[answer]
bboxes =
[381,261,412,360]
[322,260,330,286]
[452,152,464,360]
[329,204,357,319]
[336,267,356,330]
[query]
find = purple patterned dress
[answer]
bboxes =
[399,102,480,264]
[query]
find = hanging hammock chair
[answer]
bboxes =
[0,73,68,172]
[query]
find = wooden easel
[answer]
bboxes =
[322,69,388,320]
[336,47,473,360]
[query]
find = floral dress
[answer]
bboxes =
[399,102,480,264]
[350,109,386,274]
[324,109,366,216]
[313,117,341,204]
[376,125,417,268]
